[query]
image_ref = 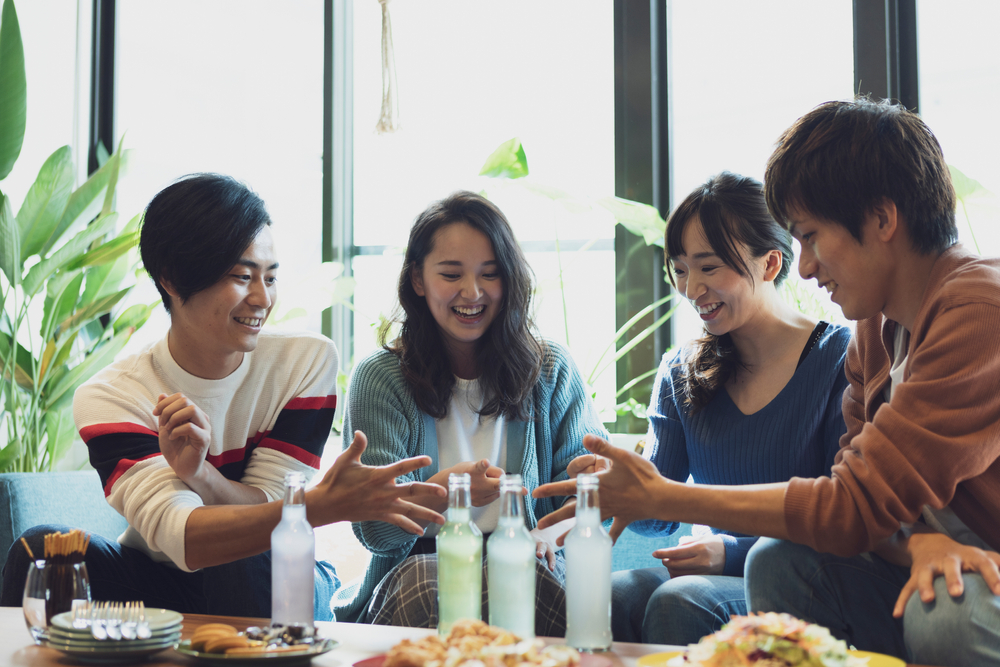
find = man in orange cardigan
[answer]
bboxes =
[535,98,1000,666]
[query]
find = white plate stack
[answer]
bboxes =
[44,607,183,664]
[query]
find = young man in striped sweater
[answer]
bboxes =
[2,174,444,618]
[535,99,1000,665]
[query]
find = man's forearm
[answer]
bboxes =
[658,482,789,540]
[184,501,283,570]
[183,463,269,506]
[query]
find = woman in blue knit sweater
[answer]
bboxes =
[334,191,607,632]
[609,172,851,644]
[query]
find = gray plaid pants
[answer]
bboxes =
[365,551,568,637]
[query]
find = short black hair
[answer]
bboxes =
[765,97,957,255]
[140,174,272,312]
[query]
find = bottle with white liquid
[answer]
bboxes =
[564,473,612,651]
[487,474,535,638]
[436,473,483,634]
[271,471,315,627]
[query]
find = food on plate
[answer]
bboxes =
[385,619,581,667]
[675,613,868,667]
[189,622,320,655]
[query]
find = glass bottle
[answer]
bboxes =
[487,473,535,638]
[564,473,612,651]
[271,471,314,627]
[436,472,483,634]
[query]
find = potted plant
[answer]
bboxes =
[0,0,151,591]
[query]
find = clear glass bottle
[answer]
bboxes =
[564,473,612,651]
[487,473,535,638]
[271,471,314,627]
[436,472,483,634]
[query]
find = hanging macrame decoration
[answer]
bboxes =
[376,0,399,133]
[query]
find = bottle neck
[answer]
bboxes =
[448,483,471,510]
[498,487,523,524]
[575,485,601,524]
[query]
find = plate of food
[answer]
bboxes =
[634,613,905,667]
[175,623,338,665]
[353,619,610,667]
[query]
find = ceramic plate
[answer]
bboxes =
[636,650,905,667]
[42,637,178,664]
[175,637,339,665]
[354,651,612,667]
[51,607,184,632]
[44,631,181,650]
[47,624,180,641]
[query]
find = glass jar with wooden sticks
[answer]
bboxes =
[21,529,92,643]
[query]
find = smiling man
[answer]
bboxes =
[1,174,445,618]
[534,99,1000,665]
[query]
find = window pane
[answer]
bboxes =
[669,0,854,342]
[116,0,324,349]
[351,1,618,415]
[918,0,1000,256]
[3,1,80,203]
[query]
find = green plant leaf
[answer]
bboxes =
[66,229,138,270]
[0,0,26,181]
[17,145,74,259]
[112,302,151,335]
[949,165,990,202]
[101,137,125,217]
[55,286,129,337]
[0,436,21,472]
[40,269,83,344]
[0,330,34,389]
[44,328,132,411]
[43,158,115,257]
[479,138,529,179]
[0,188,18,284]
[44,330,77,386]
[21,211,118,296]
[44,406,77,472]
[597,196,667,247]
[79,212,141,304]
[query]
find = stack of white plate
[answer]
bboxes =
[44,607,183,664]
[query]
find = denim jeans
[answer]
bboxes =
[746,538,1000,667]
[1,524,340,620]
[611,567,746,645]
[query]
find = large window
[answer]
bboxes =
[668,0,855,344]
[918,0,1000,256]
[350,0,618,415]
[115,0,326,350]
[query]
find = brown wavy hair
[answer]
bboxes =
[379,191,544,420]
[665,172,793,412]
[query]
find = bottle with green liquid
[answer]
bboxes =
[436,472,483,634]
[487,473,535,638]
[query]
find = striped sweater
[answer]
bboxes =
[73,330,338,571]
[334,341,608,621]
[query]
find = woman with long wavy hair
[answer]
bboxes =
[334,191,607,633]
[608,172,852,645]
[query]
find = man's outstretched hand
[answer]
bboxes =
[309,430,446,535]
[533,433,667,543]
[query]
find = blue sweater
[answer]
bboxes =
[631,323,852,576]
[334,341,609,621]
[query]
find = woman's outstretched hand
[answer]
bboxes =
[533,434,667,544]
[310,430,446,535]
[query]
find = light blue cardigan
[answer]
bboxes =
[333,342,609,622]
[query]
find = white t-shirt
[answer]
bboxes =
[425,377,507,536]
[885,325,991,550]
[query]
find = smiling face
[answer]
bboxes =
[670,216,773,337]
[789,206,887,321]
[412,222,503,368]
[165,225,278,378]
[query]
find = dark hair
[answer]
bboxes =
[140,173,272,312]
[379,191,544,420]
[765,97,957,254]
[665,172,793,412]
